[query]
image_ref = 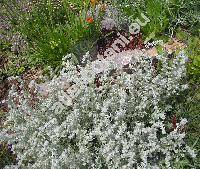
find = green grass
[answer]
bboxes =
[173,82,200,168]
[2,0,101,68]
[113,0,200,43]
[175,29,200,83]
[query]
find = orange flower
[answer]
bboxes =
[86,17,94,24]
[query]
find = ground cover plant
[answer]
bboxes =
[1,50,196,168]
[0,0,199,168]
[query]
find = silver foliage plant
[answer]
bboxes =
[1,50,196,169]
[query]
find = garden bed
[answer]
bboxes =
[0,0,199,168]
